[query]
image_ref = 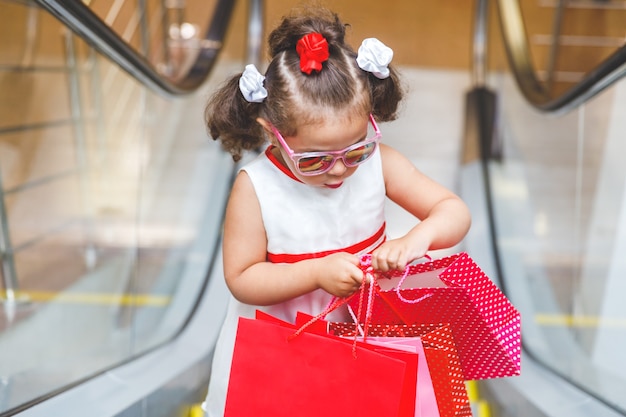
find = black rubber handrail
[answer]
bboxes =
[35,0,236,96]
[496,0,626,114]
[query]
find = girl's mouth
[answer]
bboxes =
[324,182,343,189]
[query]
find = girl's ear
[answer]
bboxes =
[256,117,273,134]
[256,117,277,145]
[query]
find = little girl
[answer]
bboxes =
[202,6,471,416]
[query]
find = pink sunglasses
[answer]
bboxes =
[270,114,382,176]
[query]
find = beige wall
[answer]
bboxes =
[219,0,488,70]
[219,0,625,84]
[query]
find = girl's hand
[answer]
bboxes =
[313,252,364,298]
[370,236,429,272]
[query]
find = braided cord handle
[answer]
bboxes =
[393,254,435,304]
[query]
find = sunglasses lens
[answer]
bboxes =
[344,142,377,166]
[297,155,335,174]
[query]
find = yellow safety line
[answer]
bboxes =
[466,380,492,417]
[190,383,490,417]
[190,383,493,417]
[535,313,626,327]
[475,400,492,417]
[1,290,170,306]
[188,403,204,417]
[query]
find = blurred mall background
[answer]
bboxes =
[1,0,625,416]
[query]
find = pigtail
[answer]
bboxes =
[204,74,266,162]
[368,65,404,122]
[354,37,405,122]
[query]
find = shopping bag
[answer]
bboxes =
[292,311,420,416]
[348,252,522,380]
[224,311,416,417]
[326,320,472,417]
[266,310,421,416]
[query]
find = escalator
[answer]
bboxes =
[1,0,625,416]
[463,0,626,415]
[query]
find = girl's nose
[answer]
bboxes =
[327,157,348,176]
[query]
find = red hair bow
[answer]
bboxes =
[296,32,329,74]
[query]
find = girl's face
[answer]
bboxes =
[266,115,372,188]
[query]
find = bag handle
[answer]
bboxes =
[394,254,435,304]
[290,295,353,339]
[292,253,434,354]
[292,254,378,357]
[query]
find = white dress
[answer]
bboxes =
[203,146,387,416]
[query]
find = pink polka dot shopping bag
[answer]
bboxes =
[349,252,522,381]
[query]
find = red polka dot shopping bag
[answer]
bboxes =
[348,252,522,380]
[224,310,418,417]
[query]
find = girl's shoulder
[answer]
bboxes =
[378,143,428,188]
[379,143,413,168]
[379,142,403,158]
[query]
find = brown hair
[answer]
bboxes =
[205,6,404,161]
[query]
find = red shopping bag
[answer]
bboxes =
[291,311,420,416]
[325,320,472,417]
[224,311,417,417]
[349,252,521,380]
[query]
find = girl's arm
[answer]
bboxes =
[222,171,364,305]
[371,144,471,271]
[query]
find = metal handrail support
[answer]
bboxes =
[0,171,20,306]
[64,28,98,271]
[546,0,567,92]
[1,3,28,309]
[0,3,39,310]
[20,3,40,67]
[464,0,501,164]
[247,0,264,69]
[472,0,489,88]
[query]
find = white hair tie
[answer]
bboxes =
[239,64,267,103]
[356,38,393,79]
